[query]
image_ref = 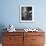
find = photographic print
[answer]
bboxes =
[20,5,34,22]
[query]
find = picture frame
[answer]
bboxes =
[20,5,34,22]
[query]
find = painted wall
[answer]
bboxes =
[0,0,46,43]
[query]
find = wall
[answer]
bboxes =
[0,0,46,29]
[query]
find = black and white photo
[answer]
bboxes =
[20,5,34,22]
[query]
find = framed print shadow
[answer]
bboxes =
[20,5,34,22]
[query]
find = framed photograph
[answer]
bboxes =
[20,5,34,22]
